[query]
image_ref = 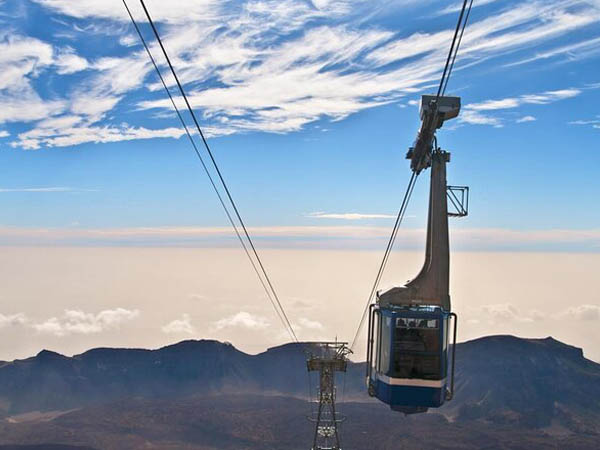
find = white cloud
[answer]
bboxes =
[162,313,196,334]
[0,313,28,328]
[213,311,270,330]
[0,186,73,193]
[0,93,66,124]
[0,34,53,90]
[32,308,139,336]
[521,88,582,104]
[436,0,499,16]
[54,47,89,74]
[0,34,68,125]
[506,36,600,67]
[0,130,9,137]
[530,309,546,321]
[297,317,324,330]
[460,109,503,127]
[467,89,581,112]
[479,303,534,323]
[468,98,521,111]
[133,1,600,139]
[569,118,600,127]
[516,115,536,123]
[6,0,600,148]
[367,29,453,66]
[70,94,121,119]
[462,88,582,127]
[118,34,138,47]
[32,0,222,24]
[13,124,186,150]
[558,304,600,321]
[307,212,396,220]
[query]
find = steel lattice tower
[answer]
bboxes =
[306,342,351,450]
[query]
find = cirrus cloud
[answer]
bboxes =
[2,0,598,149]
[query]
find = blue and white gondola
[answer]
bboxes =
[365,96,466,413]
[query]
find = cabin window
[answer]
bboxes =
[379,316,392,375]
[391,317,441,380]
[397,318,439,329]
[443,317,449,351]
[371,310,380,377]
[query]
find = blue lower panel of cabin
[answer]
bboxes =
[373,377,446,409]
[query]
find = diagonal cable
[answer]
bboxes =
[350,172,418,350]
[442,0,474,96]
[436,0,470,98]
[123,0,297,342]
[349,0,476,350]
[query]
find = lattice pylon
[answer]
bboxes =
[306,342,351,450]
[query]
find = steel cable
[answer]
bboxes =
[349,172,418,351]
[436,0,470,98]
[442,0,474,96]
[123,0,298,343]
[348,0,475,353]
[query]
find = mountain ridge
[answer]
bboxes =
[0,334,598,436]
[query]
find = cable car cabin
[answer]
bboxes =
[364,131,466,413]
[366,304,456,414]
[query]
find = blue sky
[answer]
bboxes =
[1,0,600,251]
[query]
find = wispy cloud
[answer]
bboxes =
[0,225,600,251]
[557,304,600,321]
[569,116,600,129]
[0,186,99,194]
[213,311,270,330]
[306,212,396,220]
[461,87,582,127]
[459,109,503,128]
[0,312,27,328]
[467,89,581,111]
[13,124,188,150]
[6,0,600,148]
[516,115,536,123]
[54,46,89,74]
[296,317,324,330]
[162,313,196,334]
[435,0,499,16]
[0,186,74,193]
[32,308,139,336]
[479,303,535,324]
[505,36,600,67]
[31,0,223,24]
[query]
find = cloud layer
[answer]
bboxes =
[0,308,140,337]
[0,225,599,251]
[1,0,598,149]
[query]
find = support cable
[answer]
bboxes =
[436,0,470,98]
[120,1,291,341]
[349,172,418,350]
[123,0,297,342]
[442,0,474,96]
[348,0,475,351]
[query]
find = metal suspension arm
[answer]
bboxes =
[408,95,461,174]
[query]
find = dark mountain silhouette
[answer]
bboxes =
[0,335,598,449]
[0,446,95,450]
[450,335,600,431]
